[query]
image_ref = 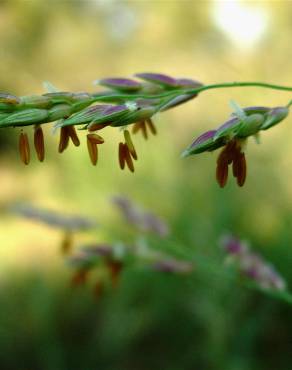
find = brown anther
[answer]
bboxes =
[140,121,148,140]
[123,144,135,172]
[232,149,241,178]
[132,121,148,140]
[216,159,228,188]
[61,231,73,255]
[145,118,157,135]
[34,125,45,162]
[236,152,247,187]
[124,129,137,160]
[19,131,30,165]
[132,122,140,134]
[217,149,229,165]
[87,133,104,144]
[87,134,98,165]
[58,127,70,153]
[71,269,89,286]
[216,140,247,188]
[88,122,110,132]
[118,142,126,170]
[107,261,123,288]
[67,126,80,147]
[217,140,236,165]
[93,279,104,298]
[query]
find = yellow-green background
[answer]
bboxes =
[0,1,292,369]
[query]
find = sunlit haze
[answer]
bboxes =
[212,1,268,49]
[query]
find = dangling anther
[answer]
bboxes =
[87,133,104,144]
[88,122,110,132]
[34,125,45,162]
[216,158,228,188]
[71,269,89,287]
[58,127,70,153]
[216,140,247,188]
[87,134,98,166]
[67,126,80,147]
[232,149,241,178]
[61,230,73,255]
[236,152,247,187]
[145,118,157,135]
[132,122,140,134]
[140,121,148,140]
[123,129,137,160]
[93,279,104,298]
[216,143,233,188]
[19,130,30,165]
[118,142,126,170]
[107,260,123,288]
[132,121,148,140]
[123,145,135,172]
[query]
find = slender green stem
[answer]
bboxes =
[193,81,292,94]
[91,81,292,104]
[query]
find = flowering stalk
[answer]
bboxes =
[10,200,192,296]
[220,235,287,291]
[2,73,292,183]
[10,200,292,304]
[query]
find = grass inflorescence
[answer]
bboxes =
[1,73,292,186]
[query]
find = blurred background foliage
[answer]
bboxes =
[0,0,292,369]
